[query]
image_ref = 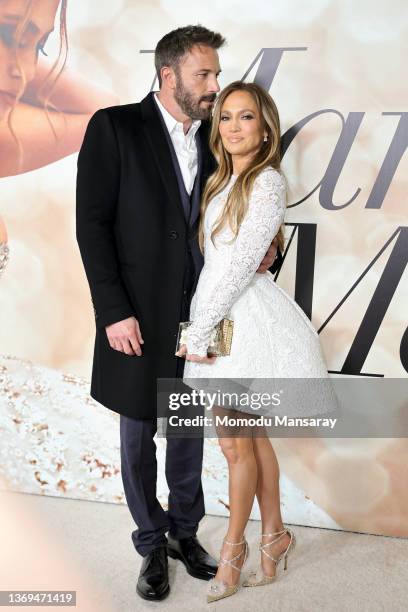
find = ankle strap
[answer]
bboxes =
[219,540,248,572]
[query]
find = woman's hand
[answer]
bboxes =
[175,344,217,364]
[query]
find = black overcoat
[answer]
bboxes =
[76,92,214,419]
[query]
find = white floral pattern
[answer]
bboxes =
[185,168,287,356]
[183,167,331,410]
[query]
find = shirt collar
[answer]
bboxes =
[154,92,201,138]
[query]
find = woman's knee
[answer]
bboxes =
[218,437,254,464]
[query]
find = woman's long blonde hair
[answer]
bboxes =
[198,81,285,255]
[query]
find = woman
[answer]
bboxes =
[176,81,331,603]
[0,0,119,177]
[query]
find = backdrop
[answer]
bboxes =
[0,0,407,537]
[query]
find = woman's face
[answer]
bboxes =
[218,90,266,161]
[0,0,60,120]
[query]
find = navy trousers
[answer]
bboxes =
[119,289,205,557]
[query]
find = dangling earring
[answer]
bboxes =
[263,135,268,142]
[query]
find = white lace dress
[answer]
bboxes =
[182,167,333,417]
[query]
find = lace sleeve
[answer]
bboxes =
[185,167,286,356]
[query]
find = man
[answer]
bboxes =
[76,25,280,602]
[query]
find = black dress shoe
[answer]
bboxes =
[136,547,170,601]
[167,534,218,580]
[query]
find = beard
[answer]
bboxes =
[174,71,216,121]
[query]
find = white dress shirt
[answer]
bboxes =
[154,92,201,195]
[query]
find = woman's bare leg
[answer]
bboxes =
[212,407,257,586]
[253,433,291,576]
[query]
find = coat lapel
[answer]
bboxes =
[189,120,213,228]
[189,131,203,229]
[140,92,187,224]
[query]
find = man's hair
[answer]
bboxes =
[155,25,226,87]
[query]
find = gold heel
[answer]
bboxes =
[207,537,249,603]
[242,527,296,588]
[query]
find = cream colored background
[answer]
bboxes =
[0,0,407,536]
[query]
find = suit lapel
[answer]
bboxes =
[140,92,187,224]
[189,120,212,228]
[189,131,203,228]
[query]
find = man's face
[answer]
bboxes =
[173,44,221,120]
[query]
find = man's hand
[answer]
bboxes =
[256,236,278,273]
[105,316,144,356]
[175,343,216,364]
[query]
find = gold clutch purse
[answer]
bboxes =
[176,318,234,357]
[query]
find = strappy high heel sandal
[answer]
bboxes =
[242,527,295,587]
[207,536,249,603]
